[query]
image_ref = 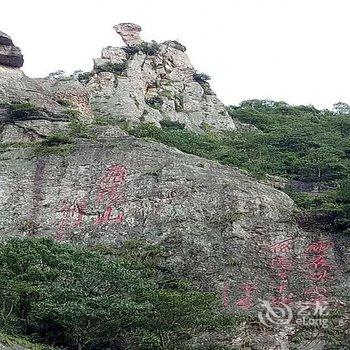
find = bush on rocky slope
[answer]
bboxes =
[0,238,230,350]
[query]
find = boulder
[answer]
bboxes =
[0,45,24,68]
[40,77,93,119]
[101,46,127,63]
[0,30,23,68]
[0,31,13,46]
[113,23,143,46]
[163,40,187,52]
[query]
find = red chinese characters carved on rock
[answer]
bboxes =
[96,164,127,205]
[304,286,329,304]
[57,198,87,239]
[306,241,333,255]
[57,164,127,236]
[269,238,295,306]
[269,238,293,254]
[235,283,257,310]
[271,256,293,271]
[304,240,334,304]
[94,164,127,225]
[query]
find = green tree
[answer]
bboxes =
[0,238,220,350]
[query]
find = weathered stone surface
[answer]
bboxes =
[113,23,143,47]
[0,67,63,113]
[0,66,71,142]
[86,25,247,131]
[40,77,93,119]
[0,24,348,349]
[0,31,13,46]
[163,40,187,52]
[0,31,23,68]
[0,45,23,68]
[101,46,127,63]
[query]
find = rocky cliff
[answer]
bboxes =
[0,28,349,350]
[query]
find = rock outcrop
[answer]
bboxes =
[0,31,23,68]
[0,36,90,143]
[114,23,143,46]
[0,66,73,143]
[0,31,13,46]
[40,77,93,119]
[86,23,244,132]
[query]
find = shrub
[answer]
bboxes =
[48,70,66,80]
[160,119,185,130]
[127,98,350,235]
[40,133,72,147]
[193,72,211,83]
[8,102,39,119]
[33,119,94,157]
[76,71,93,84]
[95,62,127,75]
[65,109,81,118]
[122,46,140,58]
[67,119,94,139]
[145,96,163,110]
[139,41,161,56]
[0,238,221,350]
[93,116,110,126]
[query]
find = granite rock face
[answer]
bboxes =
[86,23,245,132]
[40,77,93,119]
[0,31,23,68]
[0,66,73,143]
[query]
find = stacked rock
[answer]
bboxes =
[0,31,24,68]
[113,23,143,46]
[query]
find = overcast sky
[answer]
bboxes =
[2,0,350,109]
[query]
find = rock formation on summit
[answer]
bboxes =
[0,31,23,68]
[86,23,244,132]
[113,23,143,46]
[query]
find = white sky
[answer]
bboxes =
[2,0,350,109]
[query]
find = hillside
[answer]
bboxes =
[0,25,349,350]
[127,99,350,235]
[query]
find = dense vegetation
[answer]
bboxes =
[0,238,232,350]
[125,100,350,234]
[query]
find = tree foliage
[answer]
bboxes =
[0,238,220,350]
